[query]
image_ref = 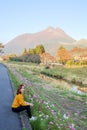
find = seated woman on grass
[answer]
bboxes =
[11,84,36,121]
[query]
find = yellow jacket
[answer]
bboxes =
[12,93,27,108]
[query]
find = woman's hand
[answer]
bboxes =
[25,101,33,106]
[28,103,34,106]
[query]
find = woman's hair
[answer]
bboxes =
[16,84,24,94]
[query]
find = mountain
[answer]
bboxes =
[72,39,87,47]
[4,26,76,56]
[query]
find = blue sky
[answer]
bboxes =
[0,0,87,44]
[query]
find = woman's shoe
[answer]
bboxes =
[30,116,37,121]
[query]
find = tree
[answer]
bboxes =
[28,48,36,54]
[0,43,4,55]
[22,48,28,55]
[57,45,71,64]
[35,44,45,55]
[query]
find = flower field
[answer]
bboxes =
[5,61,87,130]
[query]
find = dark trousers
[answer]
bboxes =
[12,105,32,118]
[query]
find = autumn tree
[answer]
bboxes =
[57,45,72,64]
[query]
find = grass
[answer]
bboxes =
[8,69,19,90]
[22,128,27,130]
[5,61,87,130]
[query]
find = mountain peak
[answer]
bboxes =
[46,26,55,32]
[45,26,66,35]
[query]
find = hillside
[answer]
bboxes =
[4,26,75,56]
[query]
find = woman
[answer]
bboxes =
[11,84,36,121]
